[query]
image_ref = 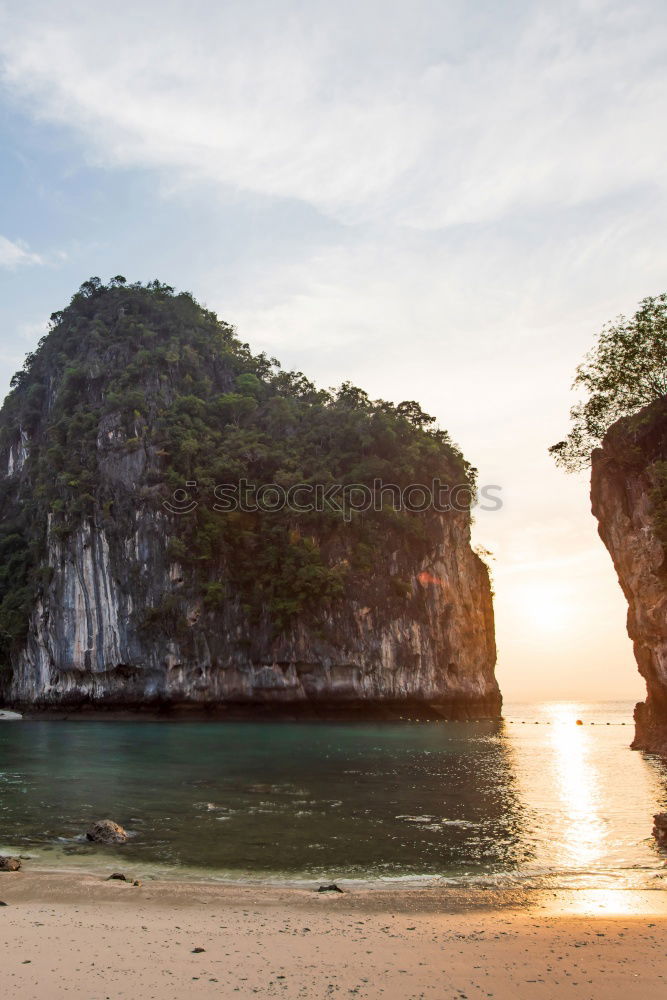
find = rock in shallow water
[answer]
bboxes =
[86,820,128,844]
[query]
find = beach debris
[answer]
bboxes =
[192,947,206,953]
[652,813,667,847]
[133,880,142,886]
[86,819,128,844]
[317,883,343,893]
[0,856,21,872]
[0,901,7,905]
[576,719,583,726]
[106,872,127,881]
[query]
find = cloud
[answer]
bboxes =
[0,1,665,227]
[225,200,667,424]
[0,234,42,269]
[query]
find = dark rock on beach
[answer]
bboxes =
[0,857,21,872]
[317,883,343,893]
[652,813,667,847]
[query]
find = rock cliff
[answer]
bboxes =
[0,278,499,717]
[591,396,667,752]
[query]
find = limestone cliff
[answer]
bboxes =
[0,278,499,717]
[591,397,667,752]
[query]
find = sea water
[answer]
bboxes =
[1,701,665,888]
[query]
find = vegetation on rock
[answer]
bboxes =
[550,293,667,472]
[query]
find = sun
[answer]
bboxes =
[514,581,573,633]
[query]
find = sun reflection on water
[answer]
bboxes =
[505,700,664,889]
[545,702,607,870]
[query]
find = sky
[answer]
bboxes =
[0,0,665,701]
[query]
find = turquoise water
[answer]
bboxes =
[1,701,666,887]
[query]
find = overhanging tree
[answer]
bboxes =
[550,293,667,471]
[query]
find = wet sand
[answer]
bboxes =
[1,871,667,998]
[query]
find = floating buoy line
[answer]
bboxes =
[505,719,627,726]
[424,720,628,726]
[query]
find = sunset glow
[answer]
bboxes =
[514,582,575,634]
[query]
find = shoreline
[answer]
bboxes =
[4,854,667,893]
[0,697,644,726]
[3,865,667,911]
[0,696,504,722]
[2,870,667,998]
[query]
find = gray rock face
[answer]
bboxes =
[8,505,499,716]
[591,398,667,754]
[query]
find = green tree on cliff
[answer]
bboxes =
[550,293,667,471]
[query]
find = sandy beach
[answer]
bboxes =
[1,871,666,999]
